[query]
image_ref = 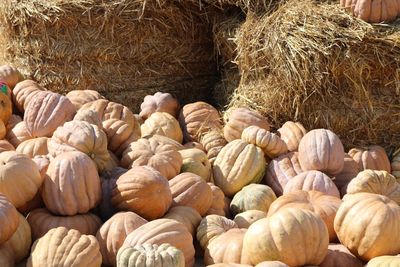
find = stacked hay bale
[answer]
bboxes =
[0,0,218,112]
[204,0,280,14]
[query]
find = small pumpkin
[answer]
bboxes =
[241,126,287,158]
[206,183,226,216]
[0,65,22,89]
[73,109,102,128]
[0,244,14,267]
[196,215,238,249]
[234,210,267,229]
[0,194,19,244]
[164,206,202,236]
[200,130,228,164]
[139,92,180,119]
[180,148,212,182]
[365,255,400,267]
[340,0,400,23]
[66,90,104,109]
[348,145,391,172]
[141,112,183,143]
[319,243,363,267]
[12,80,44,113]
[334,154,360,191]
[102,119,140,155]
[0,140,15,153]
[4,213,31,262]
[6,121,33,147]
[16,137,48,158]
[230,184,276,215]
[277,121,307,152]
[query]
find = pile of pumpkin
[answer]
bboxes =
[0,64,400,267]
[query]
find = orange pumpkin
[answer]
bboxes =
[4,213,32,262]
[277,121,307,152]
[206,183,226,216]
[102,118,140,156]
[0,119,6,140]
[139,92,179,119]
[197,215,238,249]
[234,210,267,229]
[0,86,12,124]
[0,194,19,244]
[241,126,287,158]
[12,80,44,113]
[0,65,23,89]
[164,206,202,236]
[66,90,104,109]
[0,140,15,153]
[340,0,400,23]
[6,121,33,147]
[348,145,391,172]
[16,137,49,158]
[141,112,183,143]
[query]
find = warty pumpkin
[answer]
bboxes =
[73,109,102,128]
[0,140,15,153]
[319,243,363,267]
[12,80,44,113]
[16,137,49,158]
[141,112,183,143]
[164,206,202,236]
[241,126,287,158]
[234,210,267,229]
[334,154,360,191]
[206,183,226,216]
[6,121,33,147]
[66,90,104,109]
[180,148,212,182]
[348,145,391,172]
[0,194,19,245]
[4,213,31,263]
[230,184,276,215]
[139,92,180,119]
[102,118,140,156]
[340,0,400,23]
[196,214,238,249]
[200,130,227,164]
[277,121,307,152]
[0,65,23,89]
[365,255,400,267]
[0,244,14,267]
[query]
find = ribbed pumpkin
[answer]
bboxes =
[12,80,44,113]
[319,243,363,267]
[241,126,287,158]
[0,244,14,267]
[200,130,227,164]
[0,194,19,244]
[74,109,102,128]
[0,65,22,88]
[348,145,391,172]
[264,152,303,196]
[117,243,185,267]
[179,148,212,182]
[96,212,147,266]
[164,206,202,236]
[213,139,266,197]
[197,215,238,249]
[183,141,204,150]
[141,112,183,143]
[340,0,400,23]
[277,121,307,152]
[243,208,329,266]
[230,184,276,215]
[139,92,180,119]
[66,90,104,109]
[123,219,195,267]
[6,121,33,147]
[366,255,400,267]
[143,134,185,150]
[179,101,223,142]
[48,120,109,171]
[234,210,267,229]
[169,172,213,216]
[27,227,102,267]
[392,151,400,180]
[283,170,340,198]
[111,166,172,220]
[102,118,140,155]
[121,137,182,180]
[206,183,226,216]
[4,213,31,262]
[0,140,15,153]
[268,190,341,241]
[42,151,101,215]
[0,152,42,208]
[205,228,249,265]
[334,193,400,261]
[27,208,102,240]
[334,154,360,191]
[16,137,48,158]
[0,119,6,140]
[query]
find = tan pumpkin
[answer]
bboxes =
[340,0,400,23]
[0,194,19,244]
[179,148,212,182]
[184,141,204,150]
[234,210,267,229]
[268,190,341,241]
[48,120,109,171]
[230,184,276,215]
[241,126,287,158]
[32,155,51,180]
[139,92,180,119]
[0,244,14,267]
[27,208,102,240]
[366,255,400,266]
[0,152,42,208]
[141,112,183,143]
[200,130,228,164]
[42,151,101,215]
[123,219,195,267]
[196,215,238,249]
[348,145,391,172]
[334,154,360,191]
[179,101,223,142]
[0,65,22,88]
[277,121,307,152]
[121,137,182,180]
[24,91,76,137]
[0,140,15,153]
[392,151,400,180]
[0,119,6,140]
[16,137,48,158]
[213,139,266,197]
[66,90,104,109]
[111,166,172,220]
[4,213,31,262]
[243,208,329,266]
[206,183,226,216]
[164,206,202,236]
[283,170,340,197]
[103,119,140,155]
[143,134,185,150]
[12,80,45,113]
[264,152,303,196]
[334,193,400,261]
[73,109,102,128]
[96,212,147,266]
[6,121,33,147]
[27,227,102,267]
[6,114,22,132]
[298,129,344,175]
[319,243,363,267]
[205,228,249,265]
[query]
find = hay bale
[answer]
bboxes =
[204,0,280,14]
[0,0,218,112]
[230,0,400,150]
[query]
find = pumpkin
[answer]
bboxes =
[365,255,400,266]
[207,265,252,267]
[0,86,12,124]
[334,193,400,261]
[96,212,147,266]
[0,194,19,244]
[392,151,400,180]
[42,151,101,215]
[0,152,42,208]
[348,145,391,172]
[6,121,33,147]
[111,166,172,220]
[264,152,303,196]
[24,91,76,137]
[200,130,227,164]
[277,121,307,152]
[334,154,360,191]
[143,134,185,150]
[179,148,212,182]
[213,139,266,197]
[27,227,102,267]
[4,213,31,262]
[241,126,287,158]
[205,228,249,265]
[27,208,102,240]
[164,206,202,236]
[283,170,340,197]
[230,184,276,215]
[66,90,104,109]
[17,191,44,215]
[196,215,238,249]
[184,142,204,150]
[102,119,140,155]
[234,210,267,229]
[139,92,179,119]
[12,80,44,113]
[340,0,400,23]
[0,244,14,267]
[243,208,329,266]
[0,140,15,153]
[141,112,183,143]
[206,183,226,216]
[0,119,5,140]
[73,109,102,128]
[121,137,182,180]
[255,262,289,267]
[179,101,223,142]
[32,155,51,180]
[16,137,48,158]
[48,120,109,171]
[0,65,22,89]
[268,190,341,241]
[319,243,363,267]
[123,219,195,267]
[298,129,344,175]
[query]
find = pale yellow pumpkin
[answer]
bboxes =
[179,148,212,182]
[141,112,183,143]
[241,126,287,158]
[230,184,276,215]
[16,137,49,158]
[196,214,238,249]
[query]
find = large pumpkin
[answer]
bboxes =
[4,213,31,262]
[234,210,267,229]
[0,65,22,88]
[74,109,102,128]
[366,255,400,266]
[334,154,360,191]
[123,219,195,267]
[42,151,101,215]
[241,126,287,158]
[206,183,226,216]
[164,206,202,236]
[141,112,183,143]
[334,193,400,261]
[0,152,42,208]
[200,130,227,164]
[27,227,102,267]
[139,92,180,119]
[12,80,44,113]
[0,244,14,267]
[66,90,104,109]
[6,121,32,147]
[213,139,266,197]
[179,148,212,182]
[230,184,276,215]
[16,137,49,158]
[96,212,147,266]
[277,121,307,152]
[111,166,172,220]
[319,243,363,267]
[348,145,391,172]
[102,119,140,155]
[0,194,19,244]
[340,0,400,23]
[243,208,329,266]
[196,215,238,249]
